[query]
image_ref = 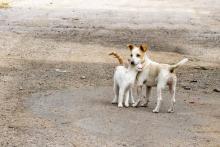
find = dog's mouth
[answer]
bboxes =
[136,63,143,70]
[129,60,145,71]
[136,61,145,71]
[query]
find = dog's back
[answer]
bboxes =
[114,66,127,85]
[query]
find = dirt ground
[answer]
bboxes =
[0,0,220,146]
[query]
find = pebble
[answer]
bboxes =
[189,101,195,104]
[213,88,220,93]
[194,66,208,70]
[80,76,86,79]
[182,86,191,90]
[190,80,197,83]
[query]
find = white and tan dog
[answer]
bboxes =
[109,46,146,107]
[128,44,188,113]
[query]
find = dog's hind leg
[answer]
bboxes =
[168,77,177,113]
[112,83,119,104]
[118,88,125,108]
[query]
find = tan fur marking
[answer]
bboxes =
[140,44,148,52]
[127,44,134,50]
[139,44,148,61]
[109,52,123,64]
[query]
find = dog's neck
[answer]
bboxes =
[142,54,152,68]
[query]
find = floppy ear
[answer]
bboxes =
[140,44,148,52]
[127,44,134,51]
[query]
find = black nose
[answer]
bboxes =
[131,61,134,65]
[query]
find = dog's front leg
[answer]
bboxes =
[132,85,143,107]
[141,86,151,107]
[153,86,162,113]
[138,86,152,107]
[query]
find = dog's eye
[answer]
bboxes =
[136,54,140,57]
[130,54,133,57]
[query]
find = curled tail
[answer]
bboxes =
[109,52,123,65]
[169,58,188,72]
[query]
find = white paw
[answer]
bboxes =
[132,100,140,107]
[118,103,123,108]
[152,109,159,113]
[168,108,174,113]
[124,103,129,107]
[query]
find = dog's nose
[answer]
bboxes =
[131,61,135,65]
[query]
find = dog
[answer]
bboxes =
[109,46,146,107]
[128,44,188,113]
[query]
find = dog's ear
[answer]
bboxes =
[127,44,134,51]
[140,44,148,52]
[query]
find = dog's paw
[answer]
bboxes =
[118,104,123,108]
[167,108,174,113]
[124,103,129,107]
[132,100,140,107]
[132,103,139,107]
[152,109,159,113]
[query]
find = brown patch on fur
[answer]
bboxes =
[127,44,134,50]
[109,52,123,64]
[139,44,148,61]
[140,44,148,52]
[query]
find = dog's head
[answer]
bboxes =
[128,44,148,66]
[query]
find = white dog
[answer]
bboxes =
[128,44,188,113]
[109,46,146,107]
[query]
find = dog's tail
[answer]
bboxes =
[109,52,123,65]
[169,58,188,72]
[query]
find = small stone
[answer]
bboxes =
[190,80,197,83]
[206,139,210,142]
[194,66,208,70]
[80,76,86,79]
[189,101,195,104]
[19,86,23,90]
[213,88,220,93]
[182,86,191,90]
[39,82,43,85]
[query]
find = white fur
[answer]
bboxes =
[131,46,188,113]
[112,65,138,107]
